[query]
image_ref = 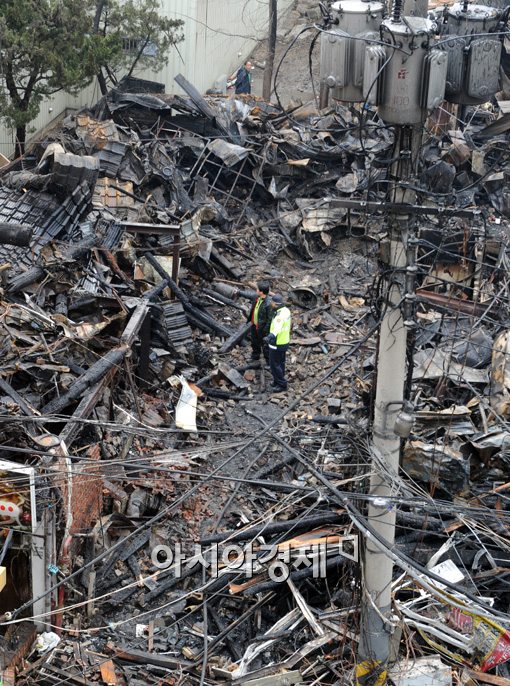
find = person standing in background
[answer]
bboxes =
[235,60,252,94]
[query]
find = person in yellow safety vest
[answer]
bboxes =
[265,294,291,392]
[246,281,272,362]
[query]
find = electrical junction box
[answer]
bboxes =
[441,3,502,104]
[320,0,384,102]
[376,18,447,124]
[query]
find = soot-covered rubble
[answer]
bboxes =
[0,76,510,685]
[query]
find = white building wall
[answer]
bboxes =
[130,0,295,95]
[0,83,101,159]
[0,0,295,158]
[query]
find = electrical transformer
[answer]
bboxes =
[369,17,448,124]
[441,3,502,104]
[319,0,385,102]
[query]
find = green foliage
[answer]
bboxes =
[0,0,183,148]
[97,0,184,81]
[0,0,111,130]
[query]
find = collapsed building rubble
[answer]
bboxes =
[0,68,509,685]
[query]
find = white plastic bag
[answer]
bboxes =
[34,631,60,654]
[174,375,199,433]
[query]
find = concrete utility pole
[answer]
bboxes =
[320,0,506,677]
[355,0,505,680]
[356,125,416,685]
[319,1,451,682]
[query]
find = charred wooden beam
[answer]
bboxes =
[193,593,273,662]
[55,293,68,317]
[219,322,251,354]
[59,379,110,447]
[186,307,232,336]
[142,279,169,301]
[208,604,244,661]
[243,555,346,596]
[210,247,243,280]
[42,346,129,416]
[49,303,149,419]
[101,529,151,579]
[201,387,249,400]
[115,647,193,671]
[0,377,38,417]
[253,451,298,479]
[312,415,349,426]
[0,223,33,246]
[202,288,247,312]
[145,252,232,336]
[7,266,45,293]
[174,73,236,143]
[184,311,215,335]
[201,512,344,545]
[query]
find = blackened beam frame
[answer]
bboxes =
[119,221,180,283]
[329,198,481,219]
[58,301,149,447]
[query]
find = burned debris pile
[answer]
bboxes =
[0,77,510,684]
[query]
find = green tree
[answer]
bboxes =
[0,0,183,157]
[94,0,184,94]
[0,0,114,156]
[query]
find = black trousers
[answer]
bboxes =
[250,325,269,362]
[269,344,288,389]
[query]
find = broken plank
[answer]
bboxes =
[174,73,236,142]
[211,247,243,280]
[42,345,129,416]
[201,512,344,545]
[59,378,112,447]
[50,302,148,420]
[218,363,250,390]
[101,529,151,578]
[145,252,232,336]
[219,322,251,354]
[0,377,38,416]
[100,659,119,685]
[120,301,149,344]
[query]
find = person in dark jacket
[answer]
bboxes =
[235,61,252,94]
[247,281,272,362]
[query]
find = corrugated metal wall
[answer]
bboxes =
[0,0,294,158]
[128,0,295,95]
